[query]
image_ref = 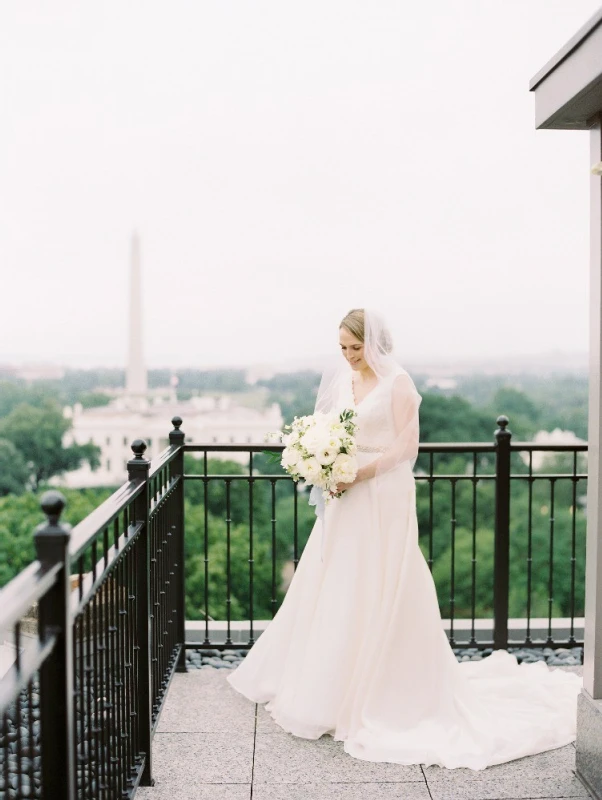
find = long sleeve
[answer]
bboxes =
[360,372,422,481]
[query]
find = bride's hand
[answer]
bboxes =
[333,470,363,495]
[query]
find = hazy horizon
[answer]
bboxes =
[0,345,589,374]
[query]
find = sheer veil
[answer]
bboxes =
[308,308,422,556]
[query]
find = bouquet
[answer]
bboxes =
[270,409,359,501]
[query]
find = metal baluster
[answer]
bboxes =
[526,452,534,646]
[117,558,128,798]
[74,613,82,796]
[130,534,140,774]
[155,505,163,706]
[470,453,478,647]
[160,501,168,693]
[569,451,578,645]
[127,543,138,787]
[203,451,210,646]
[15,623,22,799]
[271,479,277,617]
[151,511,158,719]
[85,601,93,798]
[93,590,102,798]
[111,568,121,797]
[293,478,299,570]
[248,452,255,645]
[225,478,233,646]
[2,707,9,798]
[449,479,457,647]
[494,416,511,650]
[27,677,35,798]
[547,478,556,645]
[428,453,434,573]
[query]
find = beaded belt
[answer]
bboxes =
[357,444,386,453]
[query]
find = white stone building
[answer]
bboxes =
[54,233,283,488]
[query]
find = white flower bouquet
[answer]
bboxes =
[270,409,359,501]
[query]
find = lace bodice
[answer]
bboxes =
[340,372,398,451]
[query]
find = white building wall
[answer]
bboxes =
[54,398,283,488]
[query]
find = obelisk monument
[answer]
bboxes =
[126,231,148,401]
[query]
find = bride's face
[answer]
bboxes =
[339,326,366,371]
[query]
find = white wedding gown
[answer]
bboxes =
[226,372,582,770]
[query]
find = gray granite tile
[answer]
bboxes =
[136,784,251,800]
[426,776,591,799]
[254,732,423,784]
[256,702,297,734]
[145,731,254,785]
[424,743,577,782]
[252,784,432,800]
[156,670,255,732]
[576,690,602,800]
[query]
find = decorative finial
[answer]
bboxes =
[40,490,66,525]
[130,439,148,458]
[496,415,509,429]
[169,415,185,446]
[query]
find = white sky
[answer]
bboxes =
[0,0,600,369]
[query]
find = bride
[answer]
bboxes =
[227,307,582,770]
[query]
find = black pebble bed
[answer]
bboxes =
[186,645,584,670]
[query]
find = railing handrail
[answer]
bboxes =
[0,559,60,632]
[183,441,588,454]
[68,449,183,560]
[510,442,588,452]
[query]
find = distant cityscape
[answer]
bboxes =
[0,348,589,385]
[0,236,589,492]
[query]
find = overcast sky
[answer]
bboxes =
[1,1,600,370]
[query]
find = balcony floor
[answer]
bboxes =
[137,665,591,800]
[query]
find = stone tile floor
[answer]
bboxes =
[136,665,591,800]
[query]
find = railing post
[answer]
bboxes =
[494,415,512,650]
[34,490,76,800]
[128,439,154,787]
[169,416,187,673]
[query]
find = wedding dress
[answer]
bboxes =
[226,363,582,771]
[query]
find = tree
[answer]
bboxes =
[79,392,111,409]
[0,400,101,489]
[0,486,114,587]
[0,439,30,495]
[486,387,540,439]
[258,371,322,424]
[419,394,494,444]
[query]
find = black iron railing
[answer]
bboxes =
[0,414,588,798]
[0,422,186,800]
[183,415,587,653]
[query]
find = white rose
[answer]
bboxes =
[281,446,300,470]
[316,447,338,466]
[332,453,357,483]
[302,428,329,454]
[298,456,322,483]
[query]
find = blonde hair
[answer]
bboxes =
[340,308,393,354]
[340,308,365,342]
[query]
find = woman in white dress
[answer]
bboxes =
[227,307,582,770]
